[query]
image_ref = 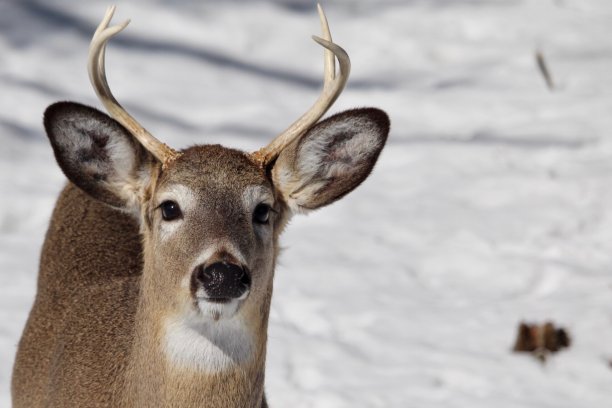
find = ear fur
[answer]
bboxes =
[271,108,389,213]
[44,102,156,211]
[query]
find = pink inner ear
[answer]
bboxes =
[316,126,382,180]
[324,132,354,162]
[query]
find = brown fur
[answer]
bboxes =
[12,183,141,407]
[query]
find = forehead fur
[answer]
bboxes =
[158,144,268,189]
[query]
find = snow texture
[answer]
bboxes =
[2,0,612,407]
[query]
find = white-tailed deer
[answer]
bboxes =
[12,5,389,407]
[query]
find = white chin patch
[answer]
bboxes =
[193,287,249,321]
[196,297,242,321]
[163,305,253,373]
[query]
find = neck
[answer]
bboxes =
[121,280,270,408]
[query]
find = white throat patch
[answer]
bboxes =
[163,311,253,373]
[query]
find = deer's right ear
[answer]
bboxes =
[271,108,389,214]
[44,102,156,210]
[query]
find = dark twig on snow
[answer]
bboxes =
[536,50,555,91]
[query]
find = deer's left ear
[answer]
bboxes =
[271,108,389,213]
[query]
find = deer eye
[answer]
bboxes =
[253,203,271,225]
[160,200,182,221]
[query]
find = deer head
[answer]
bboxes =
[42,5,388,376]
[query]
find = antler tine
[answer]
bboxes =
[88,6,181,168]
[251,3,351,167]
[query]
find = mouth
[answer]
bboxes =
[205,297,232,304]
[199,286,250,304]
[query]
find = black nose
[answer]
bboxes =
[195,262,251,301]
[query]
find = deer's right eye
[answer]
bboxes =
[160,200,182,221]
[253,203,271,225]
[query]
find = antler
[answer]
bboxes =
[250,3,351,167]
[88,6,182,168]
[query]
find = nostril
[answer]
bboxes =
[240,269,251,287]
[196,264,216,285]
[199,267,213,282]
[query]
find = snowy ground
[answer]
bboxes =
[2,0,612,406]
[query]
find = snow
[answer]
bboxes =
[2,0,612,406]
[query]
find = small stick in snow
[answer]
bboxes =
[535,50,555,91]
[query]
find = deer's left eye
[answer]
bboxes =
[160,200,182,221]
[253,203,271,224]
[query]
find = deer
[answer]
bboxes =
[11,5,389,407]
